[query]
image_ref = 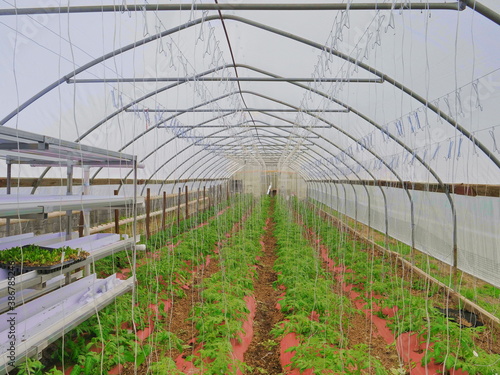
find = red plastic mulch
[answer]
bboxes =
[229,295,257,374]
[175,337,203,374]
[274,283,316,374]
[280,331,308,375]
[317,241,470,375]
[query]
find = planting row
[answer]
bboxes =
[312,200,500,322]
[39,194,254,375]
[172,196,270,374]
[298,199,500,375]
[271,198,387,374]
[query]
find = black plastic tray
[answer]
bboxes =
[21,244,57,251]
[0,258,86,276]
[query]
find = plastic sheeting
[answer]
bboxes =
[1,1,499,186]
[311,184,499,288]
[0,1,499,285]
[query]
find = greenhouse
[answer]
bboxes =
[0,0,499,374]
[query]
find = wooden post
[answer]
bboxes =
[196,188,200,215]
[146,188,151,239]
[185,186,189,219]
[78,211,84,237]
[226,182,229,201]
[162,191,167,231]
[203,186,206,211]
[177,187,181,228]
[114,190,120,234]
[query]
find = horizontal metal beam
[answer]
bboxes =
[226,155,286,157]
[128,108,349,113]
[216,145,312,148]
[0,3,466,16]
[0,177,221,188]
[210,144,313,148]
[68,77,383,83]
[202,135,319,139]
[158,124,331,128]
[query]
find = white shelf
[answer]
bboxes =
[0,274,134,374]
[0,127,142,371]
[0,231,78,251]
[0,233,34,245]
[0,194,144,218]
[0,234,140,299]
[0,126,138,168]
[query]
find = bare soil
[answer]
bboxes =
[245,201,284,374]
[300,218,405,373]
[120,207,249,375]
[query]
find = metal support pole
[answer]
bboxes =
[72,77,384,84]
[81,166,91,277]
[405,183,416,266]
[162,191,167,231]
[361,184,371,241]
[65,164,73,241]
[6,162,11,236]
[146,188,151,239]
[340,183,348,232]
[352,185,358,229]
[82,166,91,237]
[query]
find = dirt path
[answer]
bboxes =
[245,199,284,374]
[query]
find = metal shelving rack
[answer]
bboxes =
[0,126,143,373]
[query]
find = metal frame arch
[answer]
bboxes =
[2,14,497,171]
[292,152,361,226]
[151,115,383,214]
[88,69,452,209]
[140,125,275,195]
[94,88,403,249]
[147,127,305,195]
[171,141,297,194]
[111,110,264,193]
[2,17,453,269]
[174,129,354,200]
[160,135,285,195]
[124,97,396,237]
[140,88,419,186]
[217,15,499,170]
[0,6,472,270]
[184,158,241,190]
[25,66,455,198]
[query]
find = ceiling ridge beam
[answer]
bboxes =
[0,3,466,16]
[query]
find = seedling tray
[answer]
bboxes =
[0,258,86,276]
